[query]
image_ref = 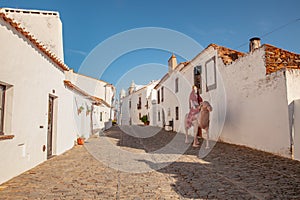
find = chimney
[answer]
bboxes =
[249,37,261,52]
[128,80,135,95]
[168,54,177,73]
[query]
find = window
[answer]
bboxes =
[0,84,5,135]
[158,111,160,121]
[139,113,141,119]
[157,89,160,104]
[194,65,202,93]
[175,106,179,120]
[145,99,149,109]
[175,78,179,93]
[205,56,217,91]
[100,112,103,122]
[137,96,141,109]
[129,100,131,109]
[161,87,164,102]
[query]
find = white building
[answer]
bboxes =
[65,70,115,133]
[0,8,114,184]
[154,38,300,159]
[120,80,158,126]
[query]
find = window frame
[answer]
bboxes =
[145,99,149,109]
[161,87,164,102]
[137,96,142,110]
[205,56,217,91]
[157,89,160,104]
[0,84,6,135]
[194,65,202,94]
[100,112,103,122]
[175,78,179,93]
[175,106,179,120]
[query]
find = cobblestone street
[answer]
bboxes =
[1,126,300,199]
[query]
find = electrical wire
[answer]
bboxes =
[235,18,300,50]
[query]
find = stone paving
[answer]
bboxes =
[1,125,300,199]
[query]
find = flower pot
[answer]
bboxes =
[77,138,84,145]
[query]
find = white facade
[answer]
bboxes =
[294,99,300,160]
[219,47,290,157]
[3,8,64,60]
[0,8,114,184]
[286,70,300,160]
[120,81,158,126]
[65,71,115,132]
[154,43,300,159]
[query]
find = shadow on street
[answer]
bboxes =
[104,125,300,199]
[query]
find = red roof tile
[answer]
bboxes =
[64,80,111,107]
[209,44,245,65]
[0,11,69,71]
[264,44,300,74]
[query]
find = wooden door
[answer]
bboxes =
[47,96,54,158]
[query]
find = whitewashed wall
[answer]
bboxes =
[155,72,191,132]
[181,48,226,141]
[121,89,146,126]
[2,8,64,60]
[219,48,290,157]
[65,71,115,107]
[154,49,221,135]
[285,69,300,159]
[72,95,92,139]
[294,99,300,161]
[120,82,157,126]
[154,46,292,158]
[65,71,114,131]
[0,19,76,184]
[120,95,130,126]
[0,8,73,159]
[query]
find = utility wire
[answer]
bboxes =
[235,18,300,50]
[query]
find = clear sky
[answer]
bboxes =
[1,0,300,95]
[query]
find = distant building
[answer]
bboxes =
[0,8,114,184]
[120,80,158,126]
[154,38,300,159]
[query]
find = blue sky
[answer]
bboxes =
[1,0,300,94]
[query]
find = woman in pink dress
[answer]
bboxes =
[186,85,203,146]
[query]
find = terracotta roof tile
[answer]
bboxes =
[64,80,111,107]
[0,11,69,71]
[208,43,245,65]
[154,73,169,89]
[264,44,300,74]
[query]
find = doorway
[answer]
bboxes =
[47,96,55,159]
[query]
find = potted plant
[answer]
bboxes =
[77,106,84,115]
[140,115,150,125]
[86,106,91,116]
[77,135,85,145]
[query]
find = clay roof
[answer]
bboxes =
[0,10,69,71]
[175,61,190,71]
[64,80,111,107]
[208,43,245,65]
[264,44,300,74]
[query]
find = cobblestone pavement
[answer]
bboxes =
[1,126,300,199]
